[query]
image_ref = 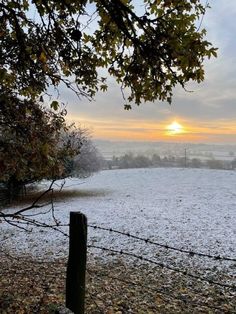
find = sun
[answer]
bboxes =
[166,121,184,135]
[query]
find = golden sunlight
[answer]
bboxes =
[166,121,184,135]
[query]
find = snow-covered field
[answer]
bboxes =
[1,168,236,275]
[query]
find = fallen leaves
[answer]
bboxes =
[0,251,235,313]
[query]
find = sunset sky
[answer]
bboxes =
[63,1,236,144]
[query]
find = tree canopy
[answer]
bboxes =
[0,0,217,108]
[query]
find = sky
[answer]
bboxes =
[62,0,236,144]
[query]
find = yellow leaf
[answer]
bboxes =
[39,51,47,63]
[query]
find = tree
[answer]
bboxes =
[152,153,161,166]
[0,0,217,108]
[231,158,236,170]
[206,159,224,170]
[0,91,82,201]
[134,155,151,168]
[0,90,103,203]
[62,126,104,178]
[190,157,202,168]
[118,153,134,168]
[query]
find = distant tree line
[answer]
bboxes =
[105,153,236,171]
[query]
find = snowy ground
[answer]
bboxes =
[1,168,236,277]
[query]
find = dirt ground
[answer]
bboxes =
[0,249,235,314]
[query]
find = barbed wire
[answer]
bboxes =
[2,215,69,237]
[88,244,236,291]
[88,224,236,262]
[87,268,233,312]
[3,219,235,263]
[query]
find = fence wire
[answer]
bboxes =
[88,244,236,290]
[88,224,236,262]
[2,217,235,313]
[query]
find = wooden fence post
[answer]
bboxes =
[66,212,87,314]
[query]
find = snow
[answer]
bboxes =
[1,168,236,274]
